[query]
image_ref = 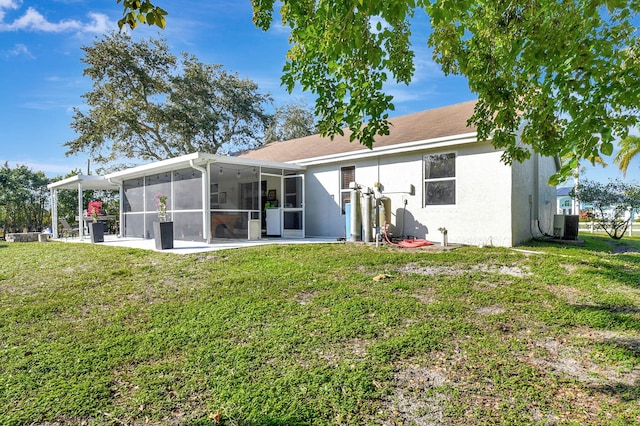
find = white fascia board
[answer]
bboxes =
[104,153,208,182]
[290,132,481,166]
[47,174,119,190]
[215,156,306,171]
[104,152,305,182]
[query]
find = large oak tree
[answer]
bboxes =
[117,0,640,183]
[264,101,317,144]
[65,32,272,167]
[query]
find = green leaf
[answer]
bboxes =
[601,141,614,156]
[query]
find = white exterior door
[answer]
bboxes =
[282,175,304,238]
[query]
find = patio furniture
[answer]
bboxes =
[59,218,79,237]
[211,213,243,238]
[76,214,117,235]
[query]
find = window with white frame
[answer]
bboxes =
[340,166,355,214]
[424,153,456,205]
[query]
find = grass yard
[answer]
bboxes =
[1,235,639,425]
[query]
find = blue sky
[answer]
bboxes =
[1,0,638,185]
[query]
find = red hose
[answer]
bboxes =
[382,222,433,248]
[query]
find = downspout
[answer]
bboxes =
[533,152,540,224]
[190,160,210,243]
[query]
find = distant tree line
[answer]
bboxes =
[0,164,118,238]
[0,163,49,235]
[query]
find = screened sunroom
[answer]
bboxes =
[104,153,306,243]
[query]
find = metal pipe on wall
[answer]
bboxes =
[362,193,372,242]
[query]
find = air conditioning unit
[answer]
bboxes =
[553,214,579,240]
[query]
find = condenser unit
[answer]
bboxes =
[553,214,579,240]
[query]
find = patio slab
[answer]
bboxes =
[55,234,342,254]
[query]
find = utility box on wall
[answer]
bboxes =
[553,214,579,240]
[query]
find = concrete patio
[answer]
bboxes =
[56,234,342,254]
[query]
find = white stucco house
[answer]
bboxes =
[557,187,575,215]
[49,100,558,247]
[240,100,558,247]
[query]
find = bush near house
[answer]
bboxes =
[1,238,639,425]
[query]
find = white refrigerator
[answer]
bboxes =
[266,208,281,236]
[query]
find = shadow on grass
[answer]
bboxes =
[532,235,640,289]
[614,253,640,266]
[590,383,640,403]
[580,256,640,289]
[534,234,640,255]
[570,304,640,331]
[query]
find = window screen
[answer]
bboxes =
[340,166,355,214]
[424,153,455,205]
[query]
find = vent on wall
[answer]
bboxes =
[553,214,579,240]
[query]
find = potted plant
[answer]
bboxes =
[87,200,104,243]
[153,193,173,250]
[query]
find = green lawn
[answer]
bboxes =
[1,235,639,425]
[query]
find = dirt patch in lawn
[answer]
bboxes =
[475,305,506,315]
[412,288,437,305]
[315,339,370,366]
[293,290,320,305]
[560,263,581,273]
[547,284,588,305]
[399,263,531,278]
[380,363,450,425]
[526,334,640,388]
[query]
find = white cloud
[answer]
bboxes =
[0,0,19,21]
[385,82,438,104]
[0,4,113,34]
[268,21,290,36]
[2,42,33,58]
[85,12,111,34]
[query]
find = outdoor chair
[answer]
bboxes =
[59,218,79,238]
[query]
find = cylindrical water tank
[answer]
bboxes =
[350,188,361,241]
[379,197,391,229]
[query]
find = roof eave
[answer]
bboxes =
[47,174,120,191]
[289,132,482,166]
[104,152,306,182]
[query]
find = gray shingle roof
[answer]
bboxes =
[239,100,478,163]
[556,187,573,196]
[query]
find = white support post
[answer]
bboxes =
[77,182,84,238]
[190,159,210,243]
[51,189,58,238]
[119,183,124,238]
